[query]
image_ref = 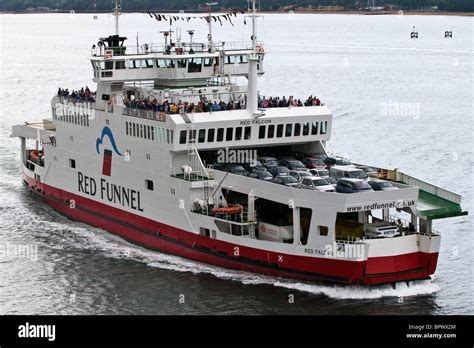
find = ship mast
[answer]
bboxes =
[206,2,218,53]
[114,0,121,35]
[246,0,259,114]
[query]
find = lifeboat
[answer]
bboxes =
[211,204,243,215]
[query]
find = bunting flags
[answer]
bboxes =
[146,9,248,27]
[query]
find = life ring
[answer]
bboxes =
[211,204,243,215]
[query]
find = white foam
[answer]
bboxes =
[61,222,440,299]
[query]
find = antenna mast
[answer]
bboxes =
[246,0,260,114]
[114,0,121,35]
[206,2,218,52]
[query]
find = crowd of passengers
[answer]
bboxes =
[57,87,96,102]
[124,94,323,114]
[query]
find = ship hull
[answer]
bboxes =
[23,174,438,286]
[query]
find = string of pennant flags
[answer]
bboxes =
[147,9,248,27]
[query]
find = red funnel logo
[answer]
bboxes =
[102,149,112,176]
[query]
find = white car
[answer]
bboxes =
[299,176,335,192]
[289,170,312,182]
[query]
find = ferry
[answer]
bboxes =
[11,1,467,286]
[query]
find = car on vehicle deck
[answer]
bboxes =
[368,179,399,191]
[271,175,299,188]
[299,176,335,192]
[268,165,290,177]
[249,169,274,181]
[289,170,312,182]
[336,178,374,193]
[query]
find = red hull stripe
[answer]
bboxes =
[23,175,438,285]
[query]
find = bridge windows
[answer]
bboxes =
[207,128,215,142]
[276,124,284,138]
[226,127,233,141]
[258,125,266,139]
[285,124,292,137]
[235,127,243,141]
[267,125,274,138]
[204,58,214,67]
[156,59,166,68]
[188,58,202,73]
[311,121,319,135]
[294,123,301,136]
[115,60,126,69]
[216,128,224,142]
[244,126,251,140]
[198,129,206,143]
[302,122,310,136]
[179,130,187,144]
[177,59,187,68]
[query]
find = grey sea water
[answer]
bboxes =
[0,13,472,315]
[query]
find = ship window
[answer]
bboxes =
[302,122,310,136]
[128,60,140,69]
[294,123,301,136]
[276,124,284,138]
[300,208,312,245]
[145,179,154,191]
[198,129,206,143]
[320,121,328,135]
[235,127,242,141]
[225,55,238,64]
[141,60,154,68]
[101,71,113,78]
[139,124,144,138]
[244,126,251,140]
[267,125,274,138]
[69,159,76,168]
[204,58,213,67]
[208,128,215,142]
[258,125,266,139]
[241,55,248,63]
[311,122,319,135]
[100,61,113,70]
[132,123,136,137]
[189,130,196,143]
[226,127,233,141]
[179,130,187,144]
[319,226,328,236]
[177,59,187,68]
[156,59,166,68]
[115,61,126,69]
[216,128,224,142]
[167,129,172,144]
[188,58,202,73]
[147,125,152,139]
[165,60,175,68]
[285,124,292,137]
[125,122,129,135]
[151,126,155,141]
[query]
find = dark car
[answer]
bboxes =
[242,160,264,172]
[249,169,273,181]
[268,166,290,177]
[336,178,374,193]
[368,179,399,191]
[271,175,299,187]
[224,164,249,176]
[325,156,352,167]
[279,159,307,171]
[257,156,279,168]
[303,157,327,169]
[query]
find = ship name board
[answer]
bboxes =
[239,119,272,125]
[77,172,144,212]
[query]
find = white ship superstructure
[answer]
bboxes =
[11,1,467,285]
